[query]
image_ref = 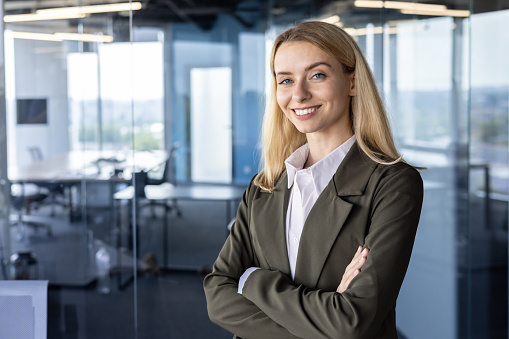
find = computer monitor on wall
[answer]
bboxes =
[16,98,47,125]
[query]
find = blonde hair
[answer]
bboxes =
[254,21,402,191]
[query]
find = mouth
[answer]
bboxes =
[292,106,320,116]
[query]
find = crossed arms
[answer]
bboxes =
[203,165,423,339]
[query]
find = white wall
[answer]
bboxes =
[6,35,70,168]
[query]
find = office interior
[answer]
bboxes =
[0,0,507,338]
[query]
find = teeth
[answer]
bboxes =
[294,107,318,116]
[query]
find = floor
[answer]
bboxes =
[47,271,231,339]
[6,196,235,339]
[4,188,508,338]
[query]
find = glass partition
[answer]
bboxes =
[1,0,508,338]
[3,1,140,336]
[383,14,470,339]
[469,6,509,338]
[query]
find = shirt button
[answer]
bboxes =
[293,237,299,244]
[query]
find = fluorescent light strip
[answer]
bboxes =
[10,31,63,41]
[11,31,113,43]
[321,15,340,24]
[36,2,142,15]
[384,1,446,11]
[4,2,141,22]
[55,33,114,43]
[345,25,426,36]
[354,1,447,12]
[400,8,470,17]
[345,26,385,36]
[4,12,86,22]
[354,1,384,9]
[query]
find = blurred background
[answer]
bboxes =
[0,0,507,338]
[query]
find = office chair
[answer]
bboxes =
[11,183,52,238]
[138,155,182,218]
[26,146,67,216]
[137,143,181,218]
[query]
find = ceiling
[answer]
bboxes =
[3,0,507,31]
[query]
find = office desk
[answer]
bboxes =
[114,183,245,268]
[9,150,167,183]
[9,150,167,213]
[7,150,167,287]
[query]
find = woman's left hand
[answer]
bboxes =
[336,246,369,293]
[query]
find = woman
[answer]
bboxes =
[204,21,423,339]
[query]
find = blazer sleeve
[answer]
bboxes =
[203,180,301,339]
[240,166,423,339]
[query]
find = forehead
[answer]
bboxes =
[274,41,336,71]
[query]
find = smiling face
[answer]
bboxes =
[274,41,355,145]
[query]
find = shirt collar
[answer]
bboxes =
[285,135,357,192]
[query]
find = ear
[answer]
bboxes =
[349,72,356,96]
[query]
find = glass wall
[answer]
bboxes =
[469,7,509,338]
[3,1,141,336]
[0,1,265,337]
[268,0,507,338]
[0,0,508,338]
[169,16,265,185]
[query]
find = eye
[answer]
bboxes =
[312,73,326,80]
[278,78,293,85]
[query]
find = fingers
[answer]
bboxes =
[344,246,361,271]
[345,246,368,273]
[337,246,369,293]
[346,248,368,279]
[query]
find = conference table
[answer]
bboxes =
[9,150,167,184]
[9,150,168,215]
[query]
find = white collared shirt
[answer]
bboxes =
[237,135,356,294]
[284,135,356,279]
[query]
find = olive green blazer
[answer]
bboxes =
[204,143,423,339]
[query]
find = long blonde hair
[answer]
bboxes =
[254,21,401,191]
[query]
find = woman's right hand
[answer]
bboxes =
[336,246,369,293]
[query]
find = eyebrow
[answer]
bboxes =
[275,61,333,76]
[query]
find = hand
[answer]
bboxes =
[336,246,369,293]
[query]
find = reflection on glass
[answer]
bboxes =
[379,16,463,339]
[469,9,509,338]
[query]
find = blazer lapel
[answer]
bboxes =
[251,172,292,276]
[294,143,377,288]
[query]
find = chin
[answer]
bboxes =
[295,127,316,135]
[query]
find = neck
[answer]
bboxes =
[304,131,353,168]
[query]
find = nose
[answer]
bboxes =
[292,80,310,102]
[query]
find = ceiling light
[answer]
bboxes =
[54,33,114,43]
[384,1,447,11]
[354,1,384,9]
[10,31,113,43]
[4,12,86,22]
[354,1,447,12]
[400,8,471,17]
[10,31,64,41]
[345,24,426,36]
[321,15,341,25]
[4,2,142,23]
[36,2,142,16]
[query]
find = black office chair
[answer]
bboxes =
[138,154,182,218]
